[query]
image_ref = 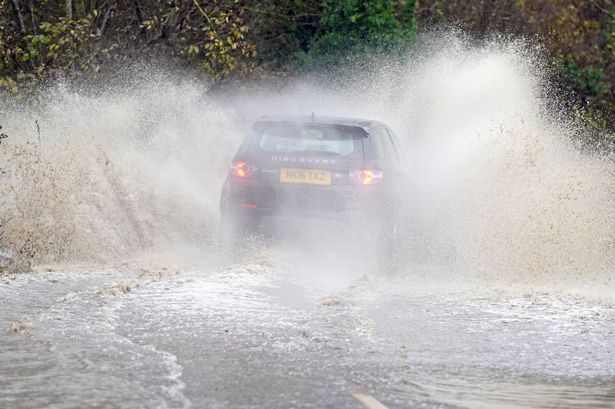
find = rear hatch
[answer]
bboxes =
[236,120,368,214]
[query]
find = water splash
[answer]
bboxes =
[0,38,613,298]
[0,78,244,263]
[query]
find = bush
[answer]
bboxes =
[292,0,418,71]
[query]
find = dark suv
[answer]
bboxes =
[220,115,407,243]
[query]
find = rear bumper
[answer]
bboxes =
[221,177,386,221]
[229,209,369,233]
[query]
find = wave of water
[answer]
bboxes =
[0,38,613,298]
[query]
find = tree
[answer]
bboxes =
[0,0,256,95]
[295,0,418,70]
[418,0,615,129]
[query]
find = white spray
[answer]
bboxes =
[0,39,613,298]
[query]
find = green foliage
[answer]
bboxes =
[184,1,255,80]
[21,17,96,76]
[0,4,109,95]
[0,0,256,95]
[295,0,418,70]
[420,0,615,130]
[562,64,609,97]
[1,0,615,131]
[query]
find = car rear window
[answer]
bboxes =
[250,122,364,158]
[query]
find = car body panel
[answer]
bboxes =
[220,115,408,230]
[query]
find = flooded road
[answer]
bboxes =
[1,34,614,409]
[1,260,614,409]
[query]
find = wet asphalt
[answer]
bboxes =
[1,260,614,409]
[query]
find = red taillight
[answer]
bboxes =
[231,161,253,178]
[359,170,377,185]
[351,169,383,185]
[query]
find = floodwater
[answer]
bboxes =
[1,37,614,408]
[1,257,614,409]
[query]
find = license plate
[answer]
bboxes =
[280,168,331,185]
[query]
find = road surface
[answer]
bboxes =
[1,253,614,408]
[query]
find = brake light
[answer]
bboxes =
[232,161,253,178]
[351,169,383,185]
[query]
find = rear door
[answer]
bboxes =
[237,121,367,213]
[244,121,365,185]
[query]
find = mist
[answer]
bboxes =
[1,37,613,299]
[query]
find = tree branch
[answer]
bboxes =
[588,0,615,20]
[98,0,118,38]
[10,0,27,34]
[132,0,146,36]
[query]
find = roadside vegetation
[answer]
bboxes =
[0,126,35,275]
[1,0,615,132]
[0,1,614,273]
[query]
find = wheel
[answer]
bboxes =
[220,210,261,251]
[377,215,401,273]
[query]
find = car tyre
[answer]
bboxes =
[220,211,261,251]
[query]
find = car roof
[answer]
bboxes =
[256,114,387,130]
